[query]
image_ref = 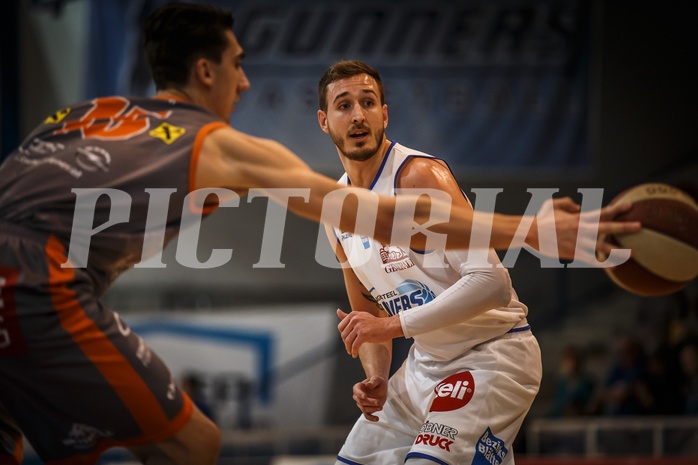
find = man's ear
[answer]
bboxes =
[317,109,330,134]
[194,58,213,86]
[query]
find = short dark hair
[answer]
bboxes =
[318,60,385,111]
[144,2,234,90]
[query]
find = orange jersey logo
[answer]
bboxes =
[54,97,172,141]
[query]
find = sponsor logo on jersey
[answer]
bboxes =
[136,336,152,367]
[339,232,352,241]
[379,245,414,273]
[167,374,178,400]
[13,138,83,178]
[75,146,111,172]
[44,107,71,124]
[430,371,475,412]
[415,433,455,452]
[473,427,508,465]
[377,279,435,316]
[21,138,65,156]
[149,122,186,144]
[419,420,458,439]
[415,420,458,451]
[62,423,114,450]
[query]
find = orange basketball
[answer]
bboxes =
[599,183,698,296]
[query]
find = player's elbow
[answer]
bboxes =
[491,266,514,307]
[468,266,512,309]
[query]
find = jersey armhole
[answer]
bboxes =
[187,121,230,215]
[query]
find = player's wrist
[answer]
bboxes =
[522,216,539,250]
[397,311,412,339]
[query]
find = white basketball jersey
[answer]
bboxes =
[334,141,528,363]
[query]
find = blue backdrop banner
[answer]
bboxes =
[87,0,593,174]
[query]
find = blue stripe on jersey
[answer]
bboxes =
[336,455,363,465]
[507,324,531,333]
[405,451,450,465]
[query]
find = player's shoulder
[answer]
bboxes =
[392,145,463,195]
[391,143,445,170]
[397,155,452,187]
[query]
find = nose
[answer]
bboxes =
[351,104,365,124]
[239,68,251,93]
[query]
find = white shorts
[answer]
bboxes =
[336,328,542,465]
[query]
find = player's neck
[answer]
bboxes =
[342,139,392,188]
[155,88,193,103]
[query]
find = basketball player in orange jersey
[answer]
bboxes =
[0,3,639,465]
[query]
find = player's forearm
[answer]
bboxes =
[399,268,512,338]
[402,196,532,251]
[445,209,529,251]
[359,341,392,380]
[263,171,533,252]
[490,212,535,250]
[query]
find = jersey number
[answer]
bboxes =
[54,96,171,141]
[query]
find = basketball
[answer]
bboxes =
[598,183,698,296]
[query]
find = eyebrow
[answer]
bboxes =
[332,88,378,105]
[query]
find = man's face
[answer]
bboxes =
[318,74,387,162]
[209,30,250,121]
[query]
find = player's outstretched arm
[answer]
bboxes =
[195,127,641,262]
[521,197,641,263]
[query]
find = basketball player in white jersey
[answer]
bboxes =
[318,60,542,464]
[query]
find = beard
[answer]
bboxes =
[329,124,384,162]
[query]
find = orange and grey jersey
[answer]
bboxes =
[0,96,227,294]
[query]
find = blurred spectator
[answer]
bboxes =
[679,341,698,414]
[181,372,215,422]
[601,334,648,416]
[548,345,596,417]
[668,283,698,350]
[636,346,684,415]
[635,292,689,354]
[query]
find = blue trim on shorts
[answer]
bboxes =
[405,452,449,464]
[337,456,362,465]
[507,324,531,333]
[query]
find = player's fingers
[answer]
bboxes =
[347,333,357,357]
[342,325,359,358]
[337,310,351,334]
[597,220,642,236]
[337,311,357,352]
[358,400,383,411]
[357,388,381,405]
[363,412,380,422]
[553,196,581,213]
[350,337,361,358]
[354,395,380,408]
[595,237,633,260]
[339,323,354,355]
[353,381,370,398]
[598,201,632,220]
[364,376,381,389]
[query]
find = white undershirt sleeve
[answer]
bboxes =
[398,248,512,338]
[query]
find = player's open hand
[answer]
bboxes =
[336,309,402,358]
[531,197,641,265]
[352,375,388,422]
